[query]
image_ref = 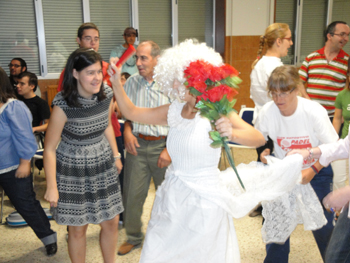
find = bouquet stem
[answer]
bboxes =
[223,141,245,191]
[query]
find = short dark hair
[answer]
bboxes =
[139,40,160,58]
[18,72,38,92]
[11,57,27,71]
[121,72,131,80]
[77,23,100,39]
[62,48,105,107]
[0,67,16,102]
[325,21,348,42]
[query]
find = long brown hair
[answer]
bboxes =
[251,23,290,69]
[0,67,16,103]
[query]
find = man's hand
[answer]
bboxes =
[260,148,271,164]
[157,148,171,168]
[124,132,140,156]
[15,159,31,178]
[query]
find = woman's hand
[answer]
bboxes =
[15,159,31,178]
[108,57,122,87]
[215,116,235,141]
[260,148,271,164]
[286,149,309,159]
[115,158,123,174]
[323,186,350,213]
[44,188,59,208]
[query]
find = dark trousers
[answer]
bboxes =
[0,169,56,245]
[264,165,334,263]
[325,205,350,262]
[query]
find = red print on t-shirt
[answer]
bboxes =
[277,136,313,166]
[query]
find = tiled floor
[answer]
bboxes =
[0,148,323,262]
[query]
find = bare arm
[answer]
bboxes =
[333,108,343,134]
[108,58,169,126]
[33,119,49,133]
[43,106,67,207]
[215,112,265,147]
[104,101,122,174]
[15,159,31,178]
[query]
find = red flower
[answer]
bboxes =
[197,85,238,103]
[220,64,239,77]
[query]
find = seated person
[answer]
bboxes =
[16,72,50,133]
[8,58,41,98]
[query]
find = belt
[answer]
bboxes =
[138,133,166,141]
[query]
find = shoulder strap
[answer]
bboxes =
[0,98,16,115]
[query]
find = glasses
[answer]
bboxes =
[332,33,350,38]
[283,37,292,42]
[271,88,295,99]
[125,33,136,37]
[82,36,100,42]
[8,63,21,68]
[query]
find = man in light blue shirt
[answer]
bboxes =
[117,40,171,256]
[109,27,138,76]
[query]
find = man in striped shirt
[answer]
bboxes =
[117,40,172,256]
[299,21,350,117]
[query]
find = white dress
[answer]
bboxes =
[139,100,317,263]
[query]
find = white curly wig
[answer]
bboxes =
[154,39,223,99]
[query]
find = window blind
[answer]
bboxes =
[299,0,327,62]
[332,0,350,55]
[275,0,296,65]
[42,0,83,74]
[0,1,40,75]
[89,0,131,62]
[178,0,213,47]
[138,1,172,49]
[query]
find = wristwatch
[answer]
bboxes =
[114,153,121,161]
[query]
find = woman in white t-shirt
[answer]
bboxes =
[250,23,293,125]
[249,23,293,216]
[256,65,338,263]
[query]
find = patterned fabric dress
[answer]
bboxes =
[51,86,123,226]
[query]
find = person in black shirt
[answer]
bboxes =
[17,72,50,132]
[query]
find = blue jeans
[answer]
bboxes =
[264,165,334,263]
[325,205,350,262]
[0,169,56,245]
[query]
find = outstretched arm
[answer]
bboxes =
[108,58,169,126]
[215,112,265,147]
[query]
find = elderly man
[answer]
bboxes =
[109,27,138,76]
[299,21,350,118]
[57,22,111,91]
[117,40,171,256]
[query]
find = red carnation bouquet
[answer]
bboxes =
[184,60,245,190]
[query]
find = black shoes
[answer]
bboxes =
[45,242,57,257]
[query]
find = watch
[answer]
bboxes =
[114,153,121,161]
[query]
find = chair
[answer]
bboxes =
[0,185,4,223]
[228,106,255,149]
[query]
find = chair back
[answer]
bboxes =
[239,107,254,126]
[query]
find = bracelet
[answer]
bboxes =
[307,148,314,161]
[311,164,319,174]
[114,153,121,161]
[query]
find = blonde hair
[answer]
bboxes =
[251,23,290,69]
[267,65,301,95]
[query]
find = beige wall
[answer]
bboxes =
[225,0,273,111]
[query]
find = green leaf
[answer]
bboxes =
[189,87,202,96]
[209,131,222,141]
[223,76,242,87]
[205,78,215,87]
[210,141,223,148]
